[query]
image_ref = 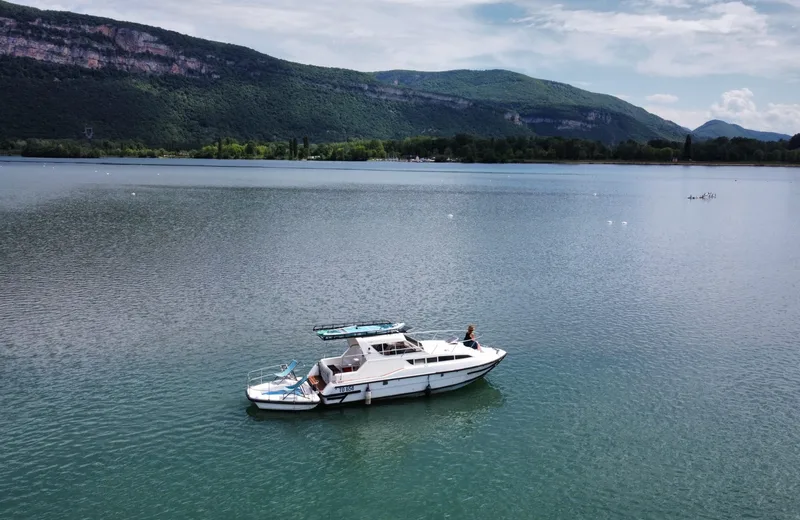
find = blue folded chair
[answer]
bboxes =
[273,360,298,380]
[262,376,309,397]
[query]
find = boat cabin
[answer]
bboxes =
[311,333,421,384]
[310,331,479,391]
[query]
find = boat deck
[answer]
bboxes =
[309,375,327,392]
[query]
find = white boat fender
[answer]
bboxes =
[365,386,372,405]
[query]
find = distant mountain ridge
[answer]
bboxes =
[693,120,791,142]
[373,70,689,143]
[0,0,691,144]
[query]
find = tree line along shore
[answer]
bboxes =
[2,134,800,165]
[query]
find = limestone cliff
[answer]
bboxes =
[0,0,688,143]
[0,16,211,76]
[0,14,478,110]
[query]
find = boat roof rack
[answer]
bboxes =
[313,319,394,331]
[312,320,410,340]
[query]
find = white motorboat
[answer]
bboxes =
[245,321,507,411]
[246,361,321,411]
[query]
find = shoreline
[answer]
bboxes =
[1,155,798,168]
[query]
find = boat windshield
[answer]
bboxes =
[372,340,422,356]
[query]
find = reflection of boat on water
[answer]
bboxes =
[247,379,504,461]
[246,320,507,412]
[246,378,503,421]
[246,379,505,455]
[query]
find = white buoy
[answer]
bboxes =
[622,221,627,225]
[608,220,613,224]
[447,214,454,219]
[131,192,136,196]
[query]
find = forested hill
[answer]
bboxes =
[373,70,688,143]
[692,120,792,142]
[2,0,686,145]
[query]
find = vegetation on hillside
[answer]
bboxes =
[373,70,688,142]
[692,119,792,142]
[4,134,799,164]
[2,0,702,145]
[0,56,530,145]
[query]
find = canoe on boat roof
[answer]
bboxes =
[312,320,409,340]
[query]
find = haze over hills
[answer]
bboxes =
[692,120,792,142]
[0,0,722,146]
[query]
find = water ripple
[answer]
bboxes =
[2,162,800,519]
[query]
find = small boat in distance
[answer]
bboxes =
[246,321,507,411]
[313,320,409,340]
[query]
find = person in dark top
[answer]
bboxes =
[463,324,480,350]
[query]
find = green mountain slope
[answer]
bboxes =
[692,120,791,142]
[1,0,686,145]
[373,70,688,143]
[0,57,533,145]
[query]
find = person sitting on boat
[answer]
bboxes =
[463,324,480,350]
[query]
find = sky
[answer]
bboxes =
[14,0,800,134]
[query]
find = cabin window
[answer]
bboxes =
[376,342,418,355]
[404,335,421,347]
[407,355,469,366]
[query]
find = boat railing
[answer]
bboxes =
[246,362,305,390]
[405,329,492,354]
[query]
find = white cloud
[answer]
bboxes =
[15,0,799,80]
[643,105,710,130]
[634,0,693,8]
[646,93,679,103]
[523,2,768,39]
[710,88,800,134]
[645,88,800,134]
[16,0,520,73]
[519,1,800,78]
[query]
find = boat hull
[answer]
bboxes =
[246,383,321,411]
[319,353,506,406]
[251,398,320,411]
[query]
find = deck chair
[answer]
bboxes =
[262,376,310,398]
[273,360,298,381]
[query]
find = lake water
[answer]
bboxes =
[2,158,799,519]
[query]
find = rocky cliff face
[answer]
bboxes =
[0,16,212,75]
[522,110,614,131]
[0,15,478,111]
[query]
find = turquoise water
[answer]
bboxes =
[2,159,799,519]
